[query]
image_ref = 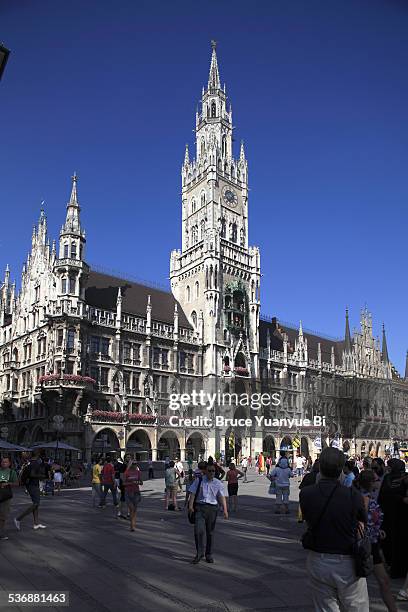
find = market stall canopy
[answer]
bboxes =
[0,439,29,451]
[30,442,80,451]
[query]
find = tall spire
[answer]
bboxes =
[405,350,408,380]
[208,40,221,90]
[184,143,189,166]
[381,323,389,363]
[344,308,352,352]
[69,171,79,206]
[62,173,82,235]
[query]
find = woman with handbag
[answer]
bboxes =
[0,457,19,541]
[357,470,397,612]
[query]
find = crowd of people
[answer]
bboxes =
[2,446,408,610]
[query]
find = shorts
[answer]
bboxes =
[228,483,238,496]
[371,542,383,565]
[27,485,40,506]
[125,491,141,509]
[0,498,11,521]
[166,486,178,494]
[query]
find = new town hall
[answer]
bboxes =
[1,45,408,462]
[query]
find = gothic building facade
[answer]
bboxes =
[1,45,408,462]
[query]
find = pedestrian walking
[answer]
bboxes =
[342,461,356,488]
[225,462,244,512]
[123,460,143,531]
[266,456,272,476]
[188,461,228,564]
[295,454,305,478]
[15,451,49,530]
[165,461,179,511]
[357,470,397,612]
[91,458,103,507]
[53,466,63,495]
[184,469,194,508]
[300,447,369,612]
[114,456,127,518]
[175,458,184,492]
[270,454,292,514]
[99,457,118,508]
[298,460,320,522]
[148,459,154,479]
[241,456,248,482]
[0,457,19,541]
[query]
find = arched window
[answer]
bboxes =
[220,217,226,238]
[191,311,197,328]
[71,242,77,259]
[186,285,190,302]
[230,222,237,243]
[200,219,205,239]
[63,243,69,258]
[69,277,76,294]
[200,191,206,207]
[195,281,199,299]
[211,102,216,118]
[222,135,227,157]
[217,158,222,171]
[201,138,205,157]
[67,328,75,350]
[61,278,67,294]
[191,198,196,213]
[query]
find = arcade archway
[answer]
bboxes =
[186,432,206,461]
[126,429,152,460]
[92,428,120,456]
[263,435,276,460]
[158,430,180,460]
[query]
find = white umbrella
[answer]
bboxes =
[0,439,29,451]
[30,441,80,451]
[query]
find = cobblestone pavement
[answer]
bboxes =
[0,469,407,611]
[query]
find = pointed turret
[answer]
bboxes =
[299,320,303,338]
[208,40,221,90]
[240,140,246,162]
[344,308,352,352]
[184,143,190,166]
[62,172,81,235]
[381,323,389,363]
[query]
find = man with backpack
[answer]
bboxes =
[14,450,49,530]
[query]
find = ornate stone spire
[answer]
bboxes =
[381,323,389,364]
[69,171,79,206]
[240,140,246,162]
[344,308,352,352]
[208,40,221,90]
[184,143,189,166]
[405,350,408,380]
[61,173,82,236]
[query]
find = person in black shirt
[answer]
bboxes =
[14,451,49,531]
[300,447,368,612]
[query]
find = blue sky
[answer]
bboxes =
[1,0,408,372]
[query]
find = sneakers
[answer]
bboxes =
[33,524,47,530]
[14,518,21,531]
[0,536,9,541]
[397,590,408,601]
[205,555,214,563]
[192,555,204,565]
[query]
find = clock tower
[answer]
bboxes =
[170,43,261,379]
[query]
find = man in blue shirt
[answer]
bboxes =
[188,461,228,564]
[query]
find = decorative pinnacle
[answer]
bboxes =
[208,41,221,90]
[211,39,217,50]
[69,172,79,206]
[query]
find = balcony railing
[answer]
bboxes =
[38,374,96,389]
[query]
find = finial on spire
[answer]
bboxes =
[344,307,352,352]
[69,172,79,206]
[208,40,221,90]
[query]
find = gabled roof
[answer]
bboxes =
[85,270,191,328]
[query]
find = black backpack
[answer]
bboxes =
[28,460,49,480]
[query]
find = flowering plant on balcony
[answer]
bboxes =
[38,374,60,383]
[223,365,231,373]
[91,410,125,422]
[129,413,156,423]
[234,367,249,376]
[63,374,96,384]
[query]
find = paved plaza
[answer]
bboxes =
[0,469,407,611]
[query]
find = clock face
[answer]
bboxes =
[222,186,238,207]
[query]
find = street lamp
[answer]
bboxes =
[53,415,64,461]
[0,44,10,81]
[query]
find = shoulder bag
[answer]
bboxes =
[301,483,338,549]
[188,477,202,525]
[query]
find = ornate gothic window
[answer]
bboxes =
[195,281,199,298]
[63,244,69,258]
[69,277,76,294]
[71,242,77,259]
[211,102,216,118]
[191,311,197,328]
[201,138,205,157]
[222,135,227,157]
[230,222,237,243]
[220,217,226,238]
[186,285,190,302]
[61,278,67,294]
[200,191,206,207]
[191,198,196,213]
